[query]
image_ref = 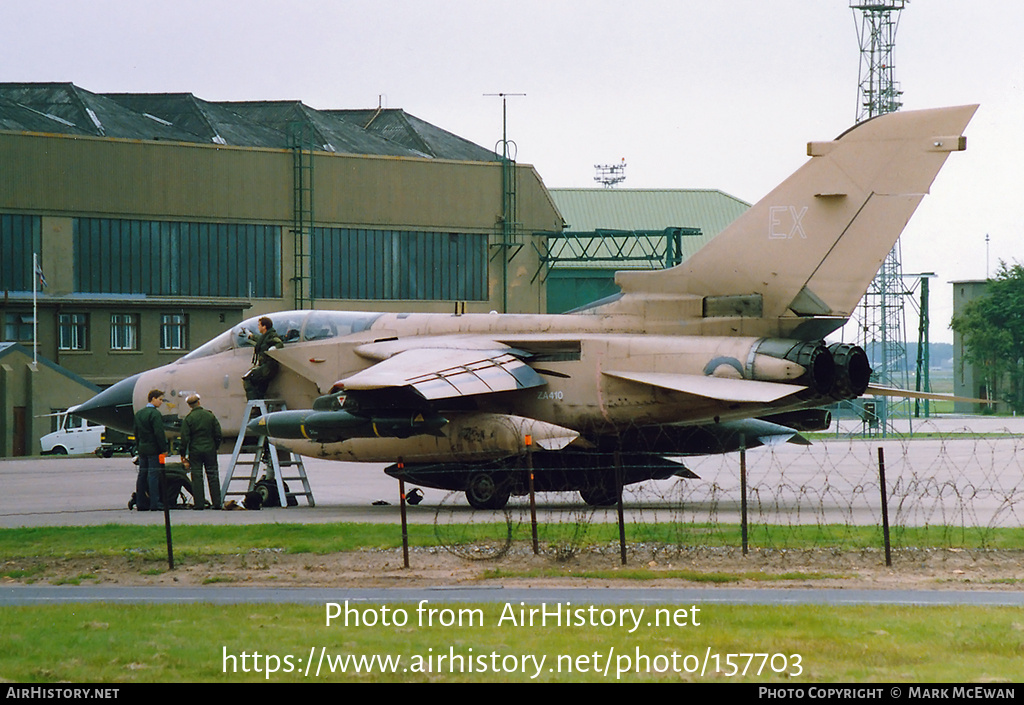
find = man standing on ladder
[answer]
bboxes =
[242,317,284,401]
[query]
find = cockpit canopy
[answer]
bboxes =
[182,310,382,361]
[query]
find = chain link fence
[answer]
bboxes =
[431,421,1024,561]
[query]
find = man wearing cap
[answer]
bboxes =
[179,393,224,510]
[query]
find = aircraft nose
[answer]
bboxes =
[74,373,140,433]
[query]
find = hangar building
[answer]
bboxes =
[0,83,561,393]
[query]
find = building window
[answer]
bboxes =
[161,314,188,351]
[74,218,281,298]
[0,214,42,292]
[110,313,139,351]
[58,313,89,351]
[312,228,488,300]
[3,312,34,342]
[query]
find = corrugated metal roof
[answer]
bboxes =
[547,188,751,269]
[0,83,198,141]
[0,83,498,161]
[330,109,431,154]
[104,93,290,148]
[216,101,426,157]
[548,188,749,233]
[329,109,499,162]
[0,95,93,134]
[393,111,501,162]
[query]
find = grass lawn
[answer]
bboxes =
[1,521,1023,682]
[2,602,1022,682]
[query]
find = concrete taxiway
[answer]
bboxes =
[5,585,1024,607]
[3,414,1023,529]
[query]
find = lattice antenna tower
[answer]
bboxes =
[850,0,912,436]
[594,158,627,188]
[852,1,905,122]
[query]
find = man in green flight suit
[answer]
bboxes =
[242,316,284,400]
[133,388,168,511]
[180,393,224,510]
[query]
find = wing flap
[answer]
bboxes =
[341,348,545,400]
[604,370,804,403]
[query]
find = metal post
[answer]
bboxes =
[877,447,892,567]
[160,457,174,570]
[527,436,538,555]
[614,451,627,566]
[923,274,931,418]
[399,466,409,569]
[740,434,748,556]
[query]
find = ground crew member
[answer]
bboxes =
[242,316,284,400]
[180,393,224,510]
[133,388,168,511]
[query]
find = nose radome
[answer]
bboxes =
[73,373,141,433]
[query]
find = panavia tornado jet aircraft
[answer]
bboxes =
[76,105,977,509]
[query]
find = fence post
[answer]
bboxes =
[740,434,748,556]
[615,450,627,566]
[877,447,892,567]
[398,461,410,569]
[526,435,539,555]
[160,458,174,570]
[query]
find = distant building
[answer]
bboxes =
[0,343,100,457]
[544,188,749,312]
[951,279,990,413]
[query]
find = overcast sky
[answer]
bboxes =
[4,0,1022,343]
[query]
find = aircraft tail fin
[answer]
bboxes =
[613,105,977,327]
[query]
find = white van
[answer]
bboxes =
[40,412,104,455]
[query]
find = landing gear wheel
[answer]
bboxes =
[465,472,510,510]
[579,483,622,507]
[254,480,273,505]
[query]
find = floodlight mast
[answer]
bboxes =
[594,159,627,188]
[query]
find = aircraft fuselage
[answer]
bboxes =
[85,308,860,466]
